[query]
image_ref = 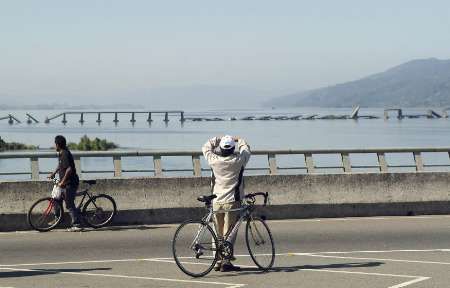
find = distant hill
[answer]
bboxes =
[267,58,450,107]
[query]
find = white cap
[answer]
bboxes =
[219,135,235,150]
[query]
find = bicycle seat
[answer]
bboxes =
[83,180,97,185]
[197,194,217,204]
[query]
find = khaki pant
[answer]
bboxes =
[213,201,240,264]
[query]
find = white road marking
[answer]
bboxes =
[2,249,445,288]
[0,258,154,268]
[304,253,450,265]
[318,249,450,254]
[268,215,450,223]
[1,215,450,235]
[156,257,430,288]
[0,267,245,288]
[387,277,430,288]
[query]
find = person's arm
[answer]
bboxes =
[202,136,221,165]
[234,137,251,166]
[57,150,73,187]
[59,166,73,188]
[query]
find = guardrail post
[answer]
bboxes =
[377,153,388,172]
[413,152,424,172]
[341,153,352,173]
[30,157,39,180]
[305,153,315,174]
[113,156,122,177]
[153,155,163,176]
[268,154,277,175]
[192,155,202,176]
[74,156,82,178]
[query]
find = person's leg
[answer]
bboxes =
[213,203,225,270]
[220,202,241,271]
[223,201,240,244]
[64,184,80,227]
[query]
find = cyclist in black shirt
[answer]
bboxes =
[48,135,81,231]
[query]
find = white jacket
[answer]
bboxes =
[202,137,251,204]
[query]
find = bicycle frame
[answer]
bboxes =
[191,202,253,251]
[75,189,92,210]
[190,192,268,253]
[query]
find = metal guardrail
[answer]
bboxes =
[0,148,450,180]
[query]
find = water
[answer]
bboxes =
[1,108,450,180]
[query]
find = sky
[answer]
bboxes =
[1,0,450,107]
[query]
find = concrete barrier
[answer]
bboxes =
[1,172,450,231]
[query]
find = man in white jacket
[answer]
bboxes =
[202,135,251,272]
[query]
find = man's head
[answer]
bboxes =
[54,135,67,151]
[219,135,235,157]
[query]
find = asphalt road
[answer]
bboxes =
[1,215,450,288]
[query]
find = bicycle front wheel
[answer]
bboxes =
[245,217,275,270]
[82,194,117,228]
[27,197,63,232]
[172,220,218,277]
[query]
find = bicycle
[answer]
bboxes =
[172,192,275,277]
[27,179,117,232]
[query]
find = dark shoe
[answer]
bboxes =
[214,262,222,271]
[220,263,241,272]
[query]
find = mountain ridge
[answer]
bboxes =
[267,58,450,108]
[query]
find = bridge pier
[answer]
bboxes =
[79,113,85,124]
[164,112,169,122]
[180,112,185,122]
[62,113,67,124]
[147,112,152,123]
[96,113,102,124]
[26,114,39,124]
[443,108,450,118]
[113,113,119,124]
[130,112,136,124]
[384,109,403,120]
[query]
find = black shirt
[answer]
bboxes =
[58,149,79,185]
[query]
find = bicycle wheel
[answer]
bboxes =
[245,217,275,270]
[172,220,219,277]
[82,194,117,228]
[28,197,63,232]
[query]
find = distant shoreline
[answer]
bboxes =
[0,104,142,111]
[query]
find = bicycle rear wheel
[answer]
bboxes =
[172,220,218,277]
[82,194,117,228]
[245,217,275,270]
[28,197,63,232]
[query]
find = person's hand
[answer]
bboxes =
[47,172,56,180]
[232,136,240,142]
[58,182,66,189]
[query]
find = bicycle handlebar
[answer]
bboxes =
[244,192,269,206]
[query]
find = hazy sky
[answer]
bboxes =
[1,0,450,105]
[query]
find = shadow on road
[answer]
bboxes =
[0,267,111,278]
[81,225,172,232]
[215,261,384,277]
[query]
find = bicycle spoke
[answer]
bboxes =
[246,218,275,270]
[173,221,218,277]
